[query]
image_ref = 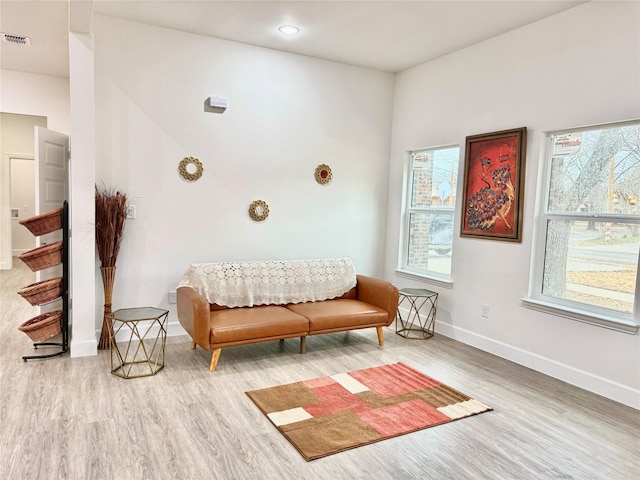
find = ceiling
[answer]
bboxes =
[1,0,585,78]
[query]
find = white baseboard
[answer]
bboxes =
[70,338,98,357]
[12,248,29,256]
[95,320,187,344]
[435,320,639,410]
[168,321,187,337]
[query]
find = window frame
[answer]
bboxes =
[524,120,640,334]
[396,144,460,287]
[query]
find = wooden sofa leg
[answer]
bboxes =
[191,340,197,350]
[300,336,306,354]
[376,326,384,346]
[210,348,222,371]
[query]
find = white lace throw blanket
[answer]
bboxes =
[178,258,356,308]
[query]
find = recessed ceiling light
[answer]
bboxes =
[278,25,300,36]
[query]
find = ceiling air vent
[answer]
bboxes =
[1,33,31,46]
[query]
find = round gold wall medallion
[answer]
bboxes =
[248,200,269,222]
[179,157,204,181]
[315,164,332,185]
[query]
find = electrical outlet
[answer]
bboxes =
[168,291,177,304]
[481,304,490,318]
[126,205,136,219]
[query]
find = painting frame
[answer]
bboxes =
[460,127,527,242]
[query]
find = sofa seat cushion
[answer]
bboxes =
[287,299,389,333]
[209,306,308,345]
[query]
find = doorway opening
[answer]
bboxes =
[0,112,47,270]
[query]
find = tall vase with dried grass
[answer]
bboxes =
[96,186,128,350]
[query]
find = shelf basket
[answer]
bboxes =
[19,207,63,237]
[17,277,63,306]
[18,242,63,272]
[19,310,62,342]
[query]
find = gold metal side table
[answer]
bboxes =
[395,288,438,340]
[107,307,168,378]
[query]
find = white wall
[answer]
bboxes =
[0,70,70,133]
[92,16,394,334]
[386,1,640,408]
[68,32,97,357]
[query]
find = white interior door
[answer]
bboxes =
[35,127,69,283]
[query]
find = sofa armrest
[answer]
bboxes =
[177,286,211,350]
[355,275,399,327]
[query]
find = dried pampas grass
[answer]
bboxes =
[95,185,128,267]
[96,185,128,350]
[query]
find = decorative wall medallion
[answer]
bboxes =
[179,157,204,181]
[248,200,269,222]
[315,164,332,185]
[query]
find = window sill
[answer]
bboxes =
[394,269,453,289]
[521,297,638,335]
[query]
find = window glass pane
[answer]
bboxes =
[542,219,638,313]
[548,124,640,215]
[410,148,458,208]
[407,212,453,275]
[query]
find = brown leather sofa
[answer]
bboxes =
[177,275,399,371]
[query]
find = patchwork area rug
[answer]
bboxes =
[245,362,492,461]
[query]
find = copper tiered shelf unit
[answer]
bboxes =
[17,201,69,361]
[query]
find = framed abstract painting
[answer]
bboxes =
[460,127,527,242]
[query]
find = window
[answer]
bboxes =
[398,145,459,282]
[526,120,640,333]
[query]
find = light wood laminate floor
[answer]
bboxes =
[1,260,638,480]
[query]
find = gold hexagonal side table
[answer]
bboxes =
[107,307,168,378]
[395,288,438,340]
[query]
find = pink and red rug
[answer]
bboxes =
[245,362,492,461]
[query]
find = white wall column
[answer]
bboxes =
[68,31,97,357]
